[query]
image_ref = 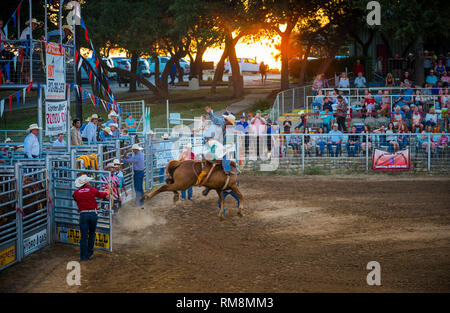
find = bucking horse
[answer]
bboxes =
[141,159,245,219]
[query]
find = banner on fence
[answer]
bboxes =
[371,148,410,171]
[45,100,67,136]
[0,245,15,268]
[57,226,110,250]
[46,42,66,100]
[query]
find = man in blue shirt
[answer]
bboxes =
[81,114,99,144]
[109,123,120,138]
[425,70,438,86]
[99,127,113,141]
[24,123,41,158]
[105,111,119,128]
[327,123,344,157]
[235,115,249,154]
[123,144,145,206]
[52,133,67,147]
[354,72,366,88]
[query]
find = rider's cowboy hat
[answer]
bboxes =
[223,114,236,125]
[131,144,143,151]
[4,138,13,143]
[86,114,99,122]
[103,127,112,135]
[74,175,93,188]
[162,133,169,140]
[26,123,42,133]
[109,123,118,129]
[25,18,41,26]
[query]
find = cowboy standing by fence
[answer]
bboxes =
[123,143,145,206]
[72,175,109,261]
[24,124,41,158]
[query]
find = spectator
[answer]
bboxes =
[81,114,99,144]
[327,123,343,157]
[312,74,322,96]
[179,143,195,201]
[434,131,449,154]
[397,124,409,150]
[105,111,119,128]
[99,127,113,141]
[353,59,365,76]
[346,126,360,157]
[52,133,66,147]
[374,89,383,106]
[373,125,387,146]
[335,96,348,132]
[418,127,434,155]
[296,111,307,129]
[422,107,438,128]
[392,106,405,129]
[338,72,350,88]
[354,72,367,88]
[435,59,447,79]
[282,116,292,134]
[411,105,424,133]
[287,127,301,156]
[361,125,372,153]
[169,63,177,85]
[400,72,412,87]
[441,72,450,87]
[302,128,312,156]
[319,106,334,133]
[362,92,376,117]
[385,73,395,87]
[386,122,399,152]
[235,115,249,154]
[250,109,266,158]
[20,18,41,40]
[315,127,327,157]
[71,118,82,146]
[266,116,273,153]
[393,90,410,115]
[259,61,267,84]
[320,73,329,89]
[312,90,324,111]
[378,90,391,116]
[124,113,137,133]
[24,124,41,158]
[426,70,438,86]
[109,123,120,137]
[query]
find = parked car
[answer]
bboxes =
[147,56,190,75]
[224,57,259,74]
[127,58,151,77]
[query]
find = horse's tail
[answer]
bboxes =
[165,160,182,184]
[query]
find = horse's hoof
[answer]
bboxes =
[140,207,145,210]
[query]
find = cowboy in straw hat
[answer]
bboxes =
[81,114,99,144]
[20,18,42,40]
[99,126,113,141]
[72,174,110,261]
[123,142,145,206]
[24,123,42,159]
[108,123,119,137]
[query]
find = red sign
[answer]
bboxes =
[371,149,410,171]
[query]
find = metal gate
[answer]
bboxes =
[0,161,50,271]
[49,161,113,252]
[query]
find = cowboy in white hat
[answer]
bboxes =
[123,143,145,206]
[81,114,99,144]
[72,175,109,261]
[20,18,41,40]
[109,123,119,137]
[62,25,73,45]
[24,123,42,158]
[99,126,113,141]
[106,111,119,128]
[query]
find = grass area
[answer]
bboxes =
[0,87,238,131]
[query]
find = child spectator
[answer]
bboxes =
[411,105,424,133]
[422,107,438,128]
[338,72,350,88]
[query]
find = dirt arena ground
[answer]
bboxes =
[1,175,449,293]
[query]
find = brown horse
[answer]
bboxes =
[141,159,245,218]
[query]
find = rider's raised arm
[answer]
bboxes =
[208,110,225,128]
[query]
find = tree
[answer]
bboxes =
[250,0,318,91]
[354,0,449,86]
